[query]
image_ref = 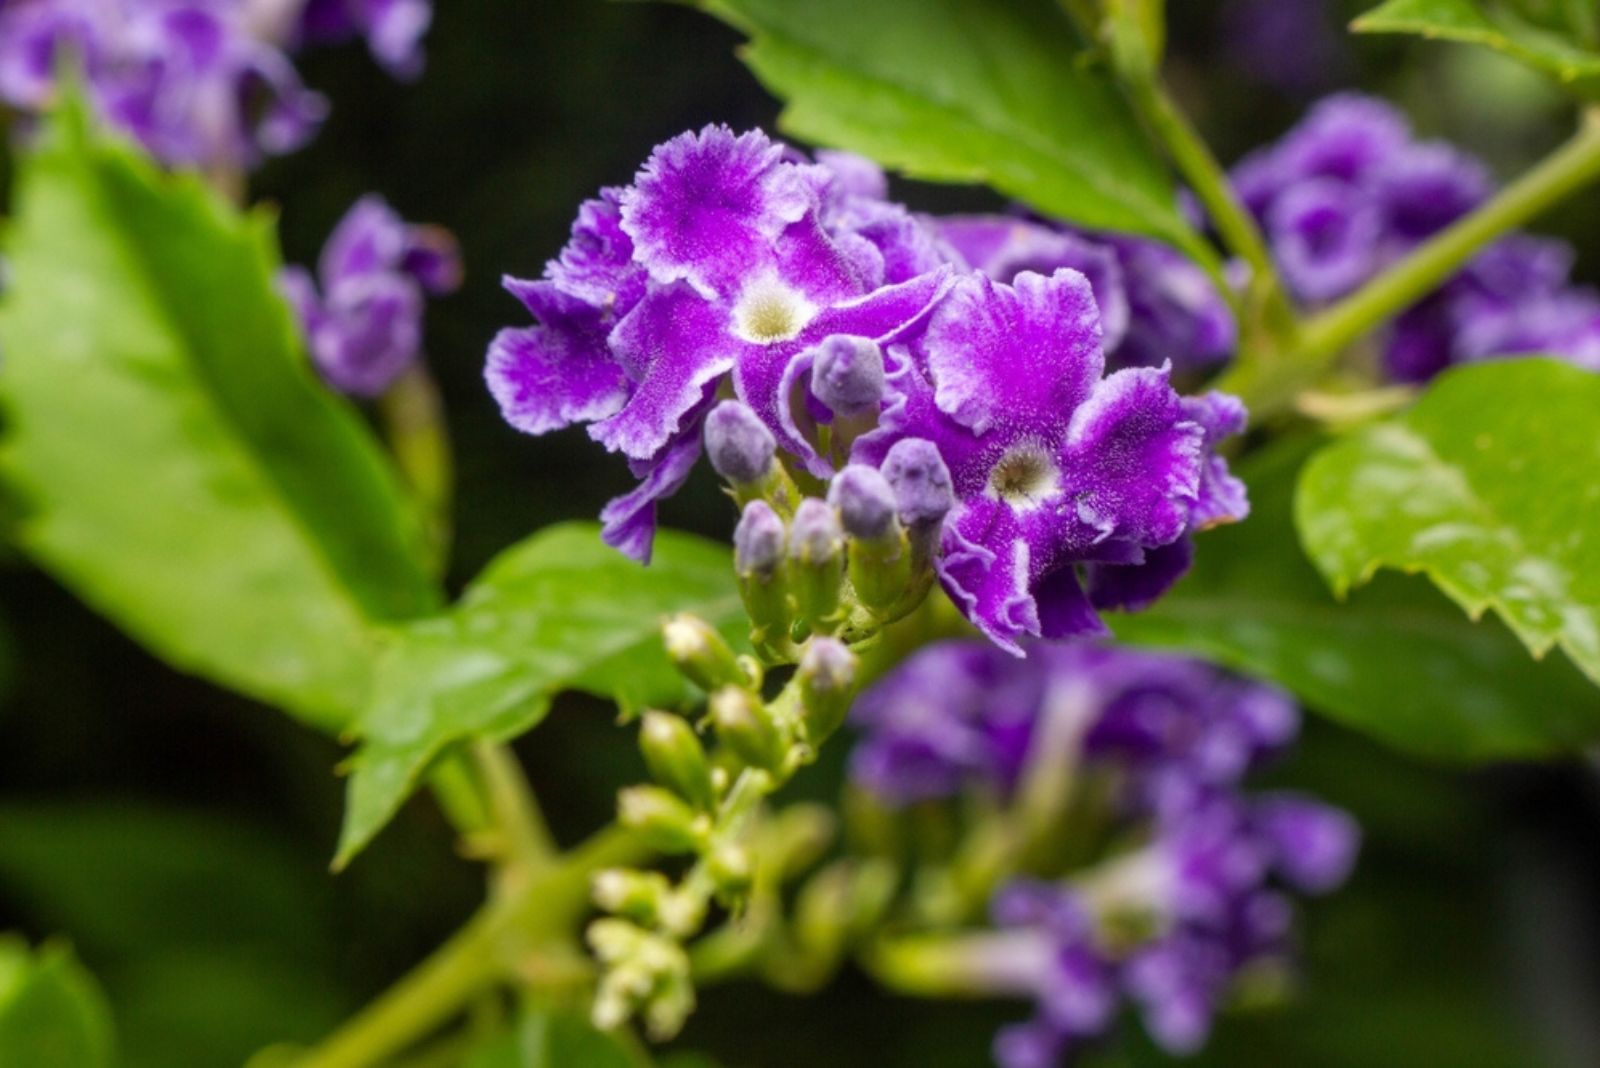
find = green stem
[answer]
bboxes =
[1224,108,1600,416]
[294,907,505,1068]
[1122,77,1288,323]
[472,742,559,873]
[380,363,454,575]
[294,827,648,1068]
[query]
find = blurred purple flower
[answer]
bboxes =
[296,0,430,78]
[850,641,1357,1065]
[1234,93,1600,378]
[0,0,327,171]
[282,194,460,396]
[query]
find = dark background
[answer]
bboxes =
[4,2,1600,1065]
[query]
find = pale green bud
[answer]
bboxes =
[639,711,717,811]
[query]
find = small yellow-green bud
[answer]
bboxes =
[662,614,748,692]
[707,841,754,902]
[639,710,717,811]
[711,685,787,772]
[617,785,705,853]
[798,637,859,745]
[592,868,674,924]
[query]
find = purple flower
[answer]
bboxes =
[1106,235,1237,372]
[486,126,949,560]
[934,215,1236,373]
[855,270,1223,652]
[852,642,1356,1065]
[283,194,460,396]
[1266,179,1381,301]
[0,0,328,171]
[487,126,1242,594]
[1230,92,1600,380]
[296,0,431,79]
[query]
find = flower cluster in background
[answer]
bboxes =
[852,641,1359,1067]
[1233,93,1600,380]
[487,127,1248,652]
[280,195,461,396]
[0,0,430,172]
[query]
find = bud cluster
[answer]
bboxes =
[587,613,866,1038]
[712,401,955,660]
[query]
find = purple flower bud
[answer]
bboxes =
[704,400,776,485]
[827,465,897,541]
[789,498,843,567]
[810,335,885,416]
[734,500,785,577]
[880,438,953,528]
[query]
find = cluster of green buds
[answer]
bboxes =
[586,613,863,1038]
[583,400,955,1039]
[703,400,954,661]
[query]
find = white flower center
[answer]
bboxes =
[987,444,1060,512]
[732,277,816,345]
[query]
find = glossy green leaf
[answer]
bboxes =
[691,0,1206,257]
[1355,0,1600,93]
[1113,433,1600,760]
[336,523,744,867]
[1297,359,1600,693]
[0,938,114,1068]
[0,104,439,732]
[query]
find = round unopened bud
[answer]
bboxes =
[707,842,754,901]
[811,335,885,416]
[639,711,716,811]
[882,437,954,528]
[663,613,748,693]
[593,868,673,923]
[789,499,844,630]
[711,685,787,772]
[617,785,705,853]
[827,465,899,541]
[798,637,860,745]
[790,499,843,565]
[734,500,786,577]
[704,400,776,485]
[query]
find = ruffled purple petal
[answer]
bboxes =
[547,186,647,315]
[599,428,704,563]
[1062,365,1202,550]
[620,125,812,298]
[485,282,630,436]
[595,283,736,459]
[920,269,1103,437]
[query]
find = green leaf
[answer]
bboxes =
[1297,359,1600,694]
[0,803,352,1067]
[1113,433,1600,760]
[335,523,744,867]
[690,0,1205,257]
[1354,0,1600,94]
[0,938,115,1068]
[0,104,439,732]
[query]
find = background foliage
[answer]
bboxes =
[3,1,1600,1066]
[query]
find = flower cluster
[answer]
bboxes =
[1234,93,1600,380]
[851,641,1359,1067]
[281,194,460,396]
[488,127,1248,651]
[0,0,431,172]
